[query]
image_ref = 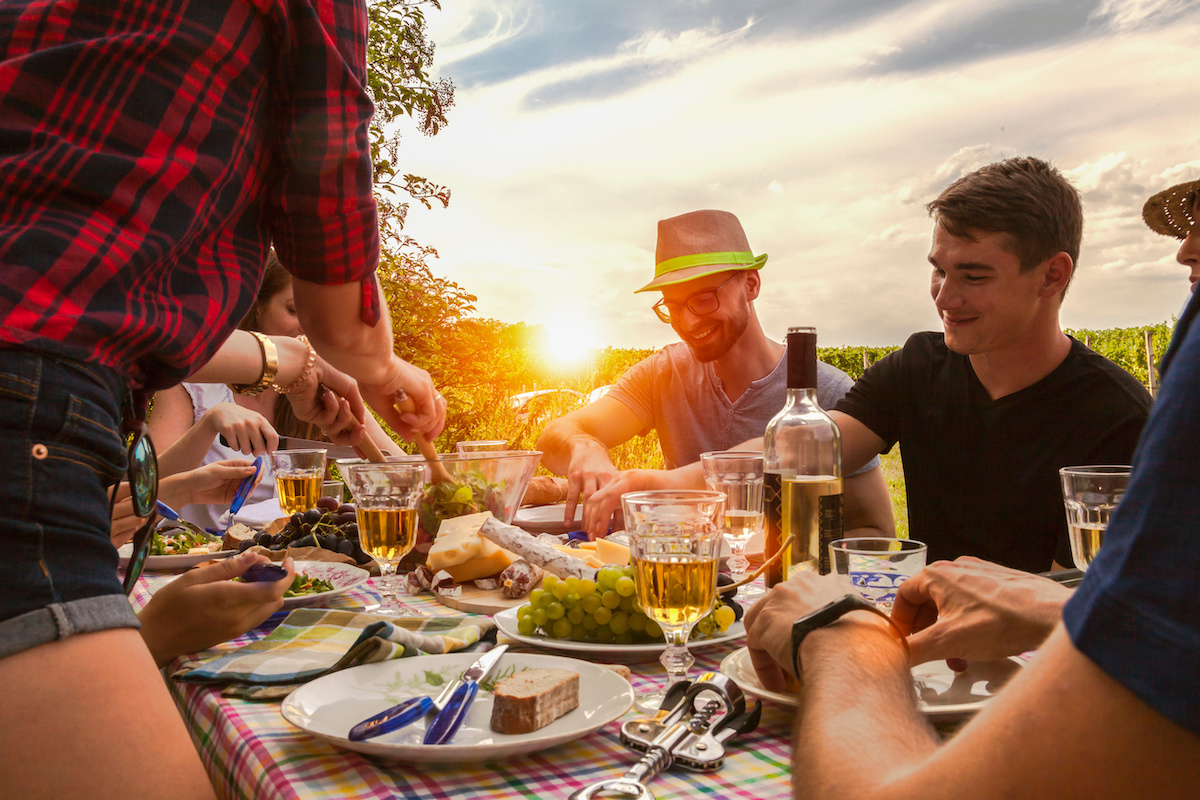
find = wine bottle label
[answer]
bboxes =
[763,470,785,588]
[817,493,844,575]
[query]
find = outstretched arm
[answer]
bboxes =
[536,396,646,524]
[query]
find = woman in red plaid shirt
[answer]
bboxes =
[0,2,445,797]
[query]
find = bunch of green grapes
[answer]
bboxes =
[514,564,738,644]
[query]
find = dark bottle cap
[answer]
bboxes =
[786,326,818,389]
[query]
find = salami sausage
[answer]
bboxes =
[499,559,543,598]
[480,518,598,581]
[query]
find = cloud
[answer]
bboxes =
[402,2,1200,349]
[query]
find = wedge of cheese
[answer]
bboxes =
[595,537,631,566]
[427,512,521,582]
[549,544,605,570]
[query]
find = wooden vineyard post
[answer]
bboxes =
[862,350,872,372]
[1144,329,1157,397]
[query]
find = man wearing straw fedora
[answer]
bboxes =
[537,209,894,538]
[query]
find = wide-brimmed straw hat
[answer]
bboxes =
[1142,179,1200,239]
[635,209,768,293]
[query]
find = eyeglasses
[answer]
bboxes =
[113,408,160,594]
[652,273,740,324]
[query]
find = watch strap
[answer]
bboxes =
[790,595,908,677]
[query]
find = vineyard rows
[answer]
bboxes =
[818,320,1175,387]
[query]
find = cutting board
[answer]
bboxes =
[433,579,543,615]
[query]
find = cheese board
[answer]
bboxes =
[431,580,544,615]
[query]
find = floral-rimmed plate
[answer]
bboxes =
[279,561,371,609]
[493,605,745,657]
[719,646,1025,718]
[280,651,634,763]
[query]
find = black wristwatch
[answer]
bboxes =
[790,594,902,677]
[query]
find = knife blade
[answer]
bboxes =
[423,645,509,745]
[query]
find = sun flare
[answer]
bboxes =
[541,315,602,367]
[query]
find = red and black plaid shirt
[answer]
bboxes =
[0,0,380,392]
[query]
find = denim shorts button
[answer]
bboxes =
[31,443,48,459]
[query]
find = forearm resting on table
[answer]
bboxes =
[791,614,938,799]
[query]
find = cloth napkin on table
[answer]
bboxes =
[172,609,496,700]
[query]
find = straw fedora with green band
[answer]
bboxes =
[636,209,768,293]
[1143,179,1200,239]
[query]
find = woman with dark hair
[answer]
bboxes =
[148,251,403,530]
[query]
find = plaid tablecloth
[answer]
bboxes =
[132,574,794,800]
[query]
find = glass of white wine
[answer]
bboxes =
[1059,465,1131,571]
[270,449,327,514]
[344,462,425,615]
[699,450,764,577]
[621,490,725,714]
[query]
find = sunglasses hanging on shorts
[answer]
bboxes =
[114,398,160,595]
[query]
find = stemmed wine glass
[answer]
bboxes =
[699,450,764,577]
[621,490,725,713]
[343,463,424,615]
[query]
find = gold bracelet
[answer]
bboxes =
[271,335,316,394]
[230,331,278,396]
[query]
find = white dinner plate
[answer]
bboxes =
[719,646,1025,718]
[493,605,745,656]
[513,504,583,534]
[281,652,634,763]
[117,542,236,571]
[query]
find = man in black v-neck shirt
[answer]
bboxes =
[833,157,1151,571]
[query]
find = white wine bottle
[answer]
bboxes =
[762,327,843,584]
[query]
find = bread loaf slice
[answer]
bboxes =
[490,668,579,734]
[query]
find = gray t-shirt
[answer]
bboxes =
[606,342,880,473]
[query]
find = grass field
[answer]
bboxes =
[880,447,908,538]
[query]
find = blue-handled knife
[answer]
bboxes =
[347,645,508,743]
[424,645,510,745]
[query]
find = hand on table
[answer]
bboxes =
[891,556,1072,668]
[137,551,296,667]
[743,572,848,692]
[204,402,278,455]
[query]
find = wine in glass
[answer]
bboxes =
[344,462,425,615]
[270,449,327,514]
[699,451,764,576]
[1059,465,1130,571]
[622,490,724,713]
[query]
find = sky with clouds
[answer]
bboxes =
[396,0,1200,353]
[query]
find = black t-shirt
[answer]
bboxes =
[834,333,1152,572]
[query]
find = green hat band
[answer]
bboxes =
[653,250,767,279]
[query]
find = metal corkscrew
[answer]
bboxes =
[568,672,762,800]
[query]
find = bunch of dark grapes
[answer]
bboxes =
[236,496,371,566]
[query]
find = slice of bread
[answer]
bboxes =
[490,668,580,734]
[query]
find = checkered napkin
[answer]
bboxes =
[172,609,496,700]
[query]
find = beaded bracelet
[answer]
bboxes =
[230,331,278,396]
[271,335,317,394]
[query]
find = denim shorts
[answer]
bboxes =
[0,351,140,660]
